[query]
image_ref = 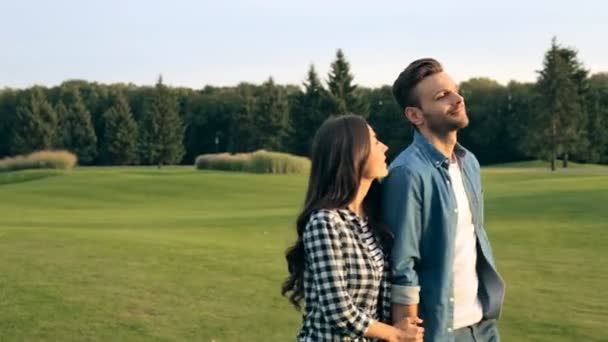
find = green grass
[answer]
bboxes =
[1,167,607,341]
[490,159,608,169]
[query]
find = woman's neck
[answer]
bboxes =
[348,178,372,217]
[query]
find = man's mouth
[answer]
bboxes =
[449,108,465,116]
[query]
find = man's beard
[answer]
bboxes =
[423,109,469,135]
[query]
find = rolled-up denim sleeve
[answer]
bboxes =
[381,165,422,305]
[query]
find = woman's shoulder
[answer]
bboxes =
[303,209,351,241]
[305,208,356,232]
[308,208,344,225]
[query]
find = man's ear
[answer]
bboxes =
[404,106,424,127]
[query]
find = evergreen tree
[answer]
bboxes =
[138,76,185,166]
[54,100,68,147]
[0,89,18,157]
[366,86,414,161]
[254,77,290,151]
[532,38,588,170]
[102,92,138,165]
[229,83,257,153]
[58,85,98,164]
[10,87,57,155]
[289,65,332,156]
[459,78,509,164]
[504,81,537,162]
[327,49,367,116]
[587,73,608,163]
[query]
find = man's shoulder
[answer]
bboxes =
[388,144,432,176]
[458,145,481,169]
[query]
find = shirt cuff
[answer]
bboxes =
[345,311,373,339]
[391,284,420,305]
[360,316,375,337]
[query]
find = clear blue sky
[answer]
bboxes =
[1,0,606,89]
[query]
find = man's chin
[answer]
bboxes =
[457,119,469,129]
[454,113,469,127]
[447,118,469,131]
[426,116,469,135]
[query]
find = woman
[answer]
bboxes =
[282,115,423,342]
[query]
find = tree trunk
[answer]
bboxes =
[562,152,569,168]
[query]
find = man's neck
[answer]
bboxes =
[419,128,458,159]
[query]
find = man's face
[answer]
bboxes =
[413,71,469,135]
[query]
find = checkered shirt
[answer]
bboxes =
[297,208,392,341]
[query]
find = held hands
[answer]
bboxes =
[391,317,424,342]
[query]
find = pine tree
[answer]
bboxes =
[289,65,332,156]
[138,76,185,166]
[102,92,138,165]
[58,86,98,164]
[0,89,19,157]
[366,86,414,161]
[10,87,57,155]
[532,38,588,170]
[54,101,68,148]
[587,73,608,163]
[254,77,290,151]
[327,49,367,116]
[229,83,257,153]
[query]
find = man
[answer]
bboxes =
[382,58,505,342]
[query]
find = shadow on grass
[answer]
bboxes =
[0,170,63,186]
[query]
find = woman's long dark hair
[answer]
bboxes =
[281,114,393,309]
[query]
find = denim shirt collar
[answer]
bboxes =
[413,131,467,169]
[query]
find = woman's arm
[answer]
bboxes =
[303,211,423,341]
[302,212,372,339]
[365,318,424,342]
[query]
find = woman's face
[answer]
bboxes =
[362,125,388,180]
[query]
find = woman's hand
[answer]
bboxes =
[391,317,424,342]
[364,317,423,342]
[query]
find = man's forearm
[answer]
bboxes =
[392,303,419,323]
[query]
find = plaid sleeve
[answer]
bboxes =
[379,250,393,324]
[302,210,373,338]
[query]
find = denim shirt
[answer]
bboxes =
[382,132,505,342]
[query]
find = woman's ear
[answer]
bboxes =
[404,106,424,127]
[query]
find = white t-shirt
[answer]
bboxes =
[449,158,483,329]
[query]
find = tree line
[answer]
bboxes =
[1,39,607,169]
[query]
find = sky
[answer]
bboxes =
[1,0,606,89]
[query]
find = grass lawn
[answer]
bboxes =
[0,166,606,341]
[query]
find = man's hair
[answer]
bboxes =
[392,58,443,111]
